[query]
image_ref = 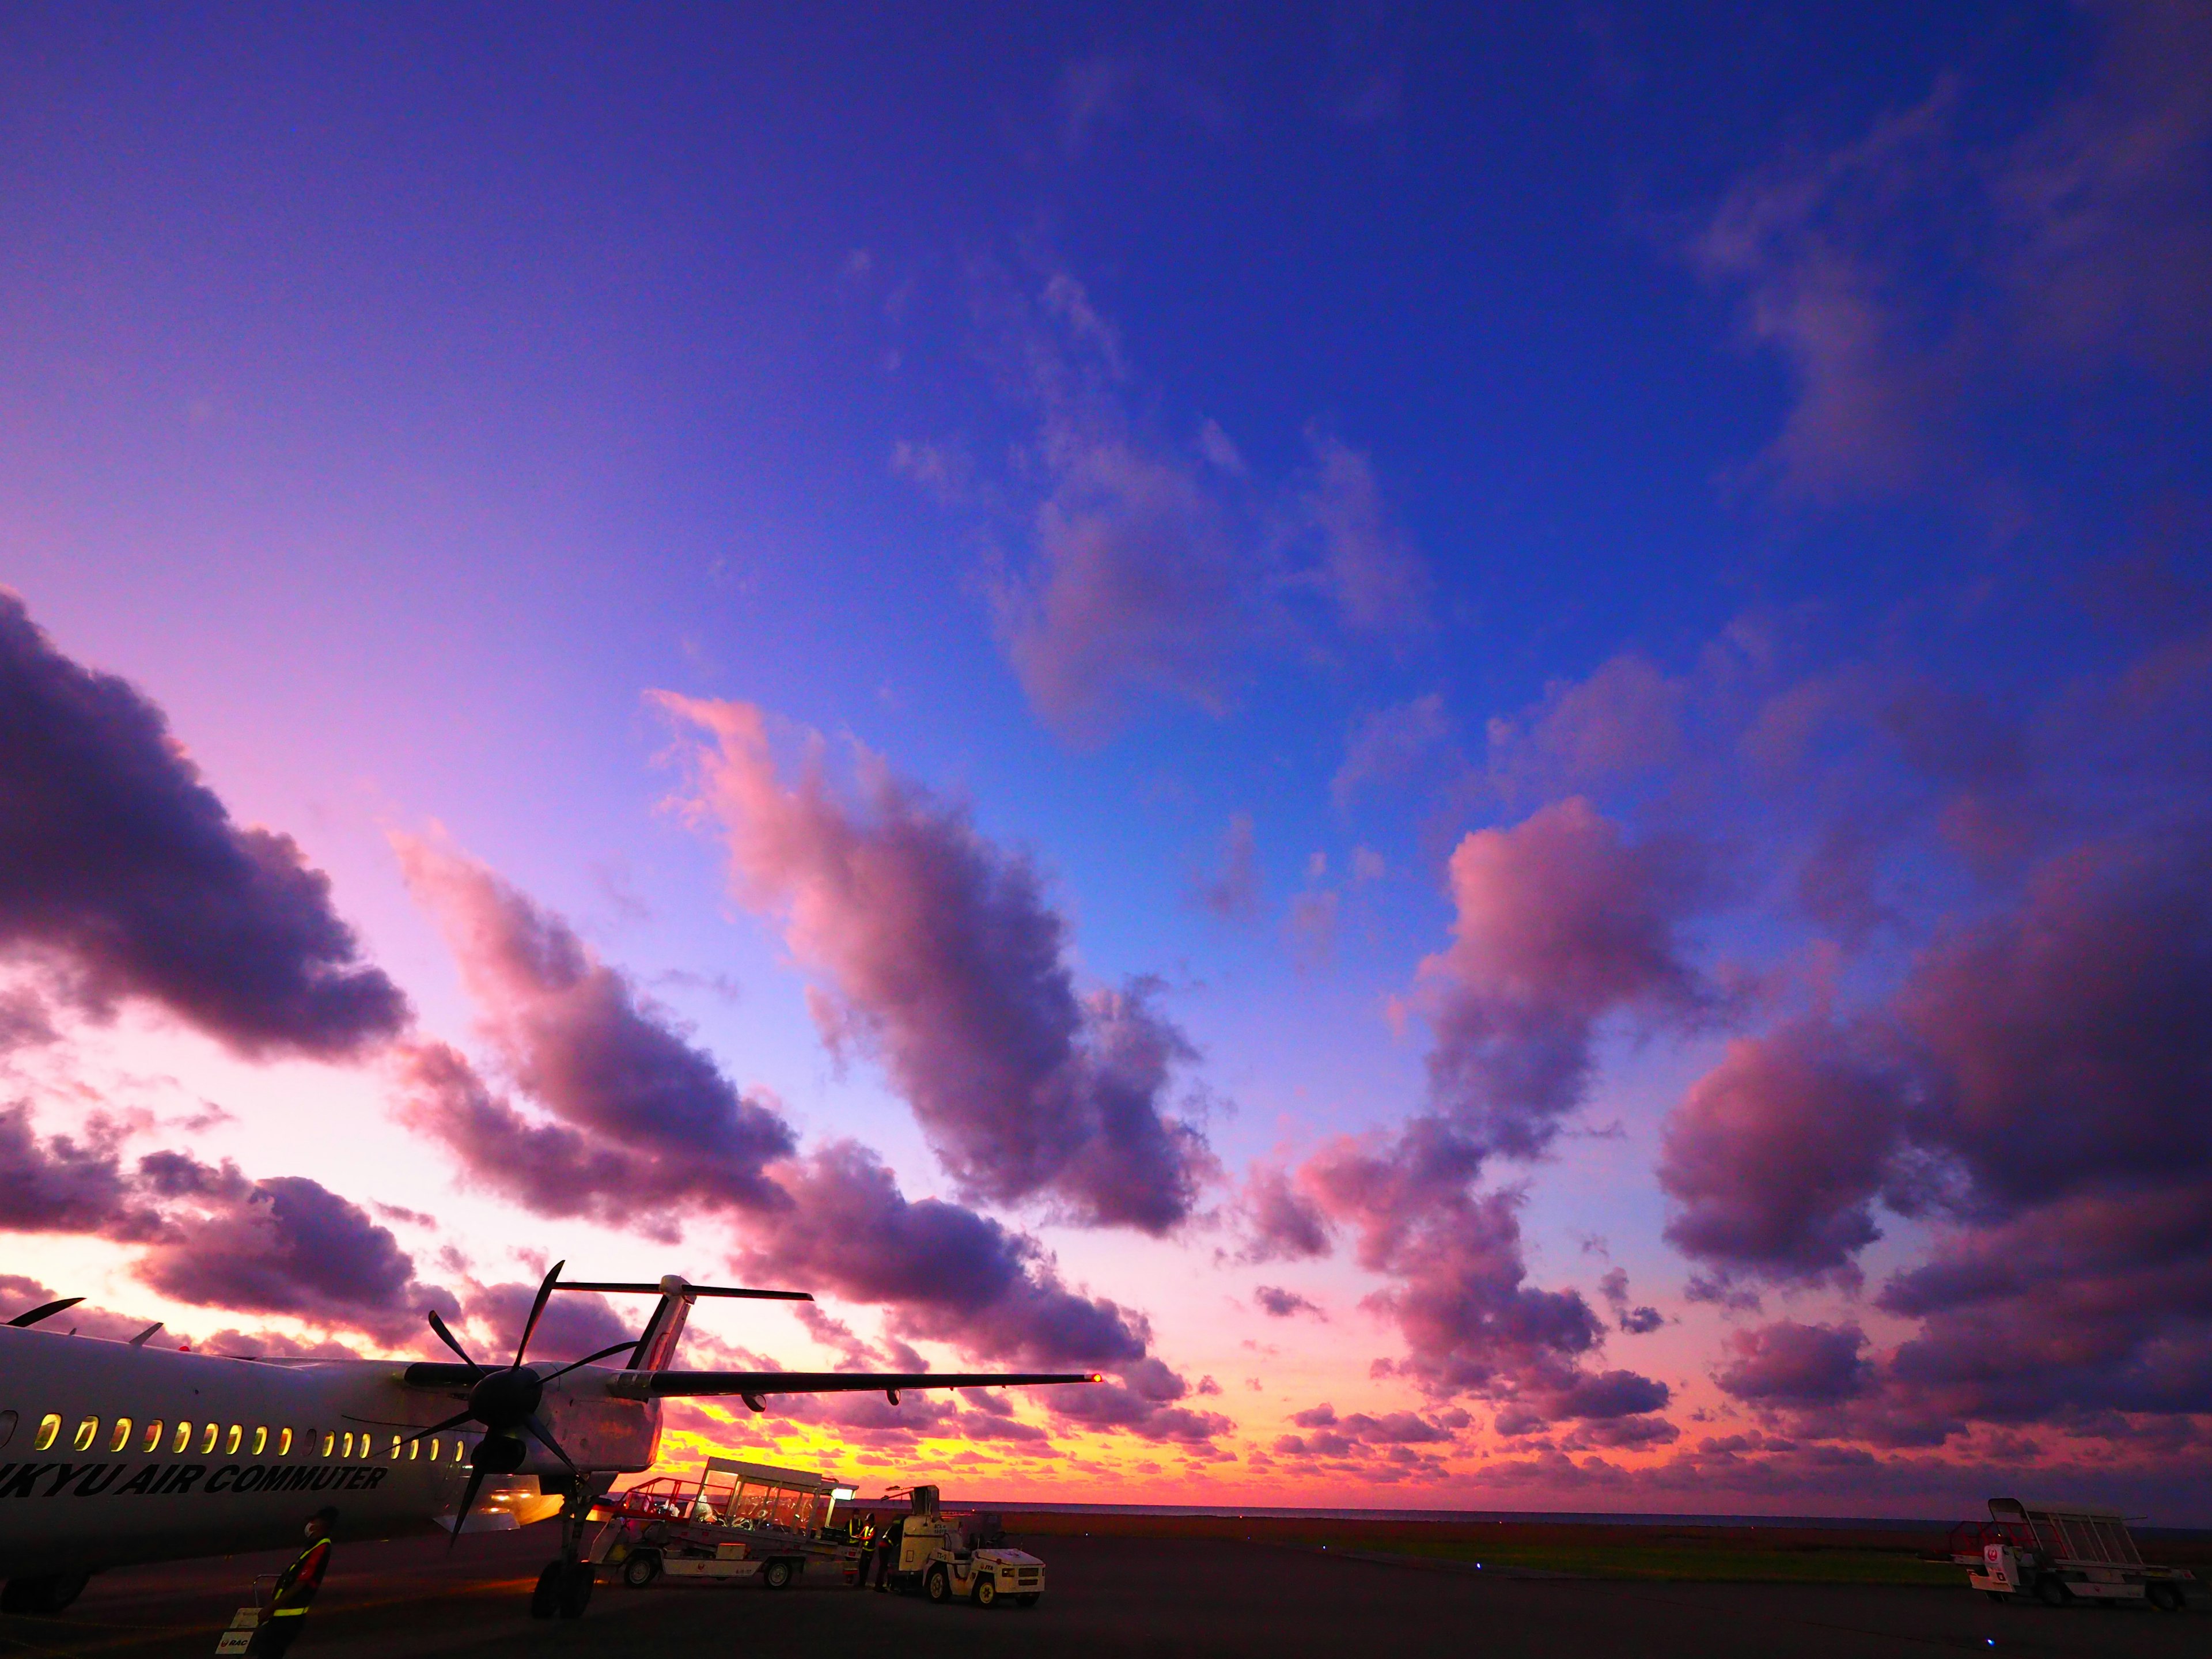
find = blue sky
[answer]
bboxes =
[2,2,2209,1513]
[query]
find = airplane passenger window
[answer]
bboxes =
[198,1423,218,1455]
[407,1437,418,1460]
[109,1418,132,1452]
[429,1438,440,1459]
[277,1427,292,1456]
[33,1414,58,1450]
[73,1416,99,1451]
[172,1421,191,1453]
[251,1426,267,1455]
[225,1425,242,1455]
[142,1421,163,1452]
[341,1431,354,1457]
[0,1410,14,1448]
[389,1434,400,1459]
[319,1432,334,1457]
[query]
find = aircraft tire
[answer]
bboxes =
[530,1563,564,1619]
[1,1573,89,1615]
[558,1563,594,1618]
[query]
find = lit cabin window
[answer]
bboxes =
[142,1421,164,1452]
[359,1435,372,1460]
[73,1416,99,1452]
[319,1431,334,1457]
[277,1427,293,1456]
[224,1425,241,1455]
[198,1423,218,1455]
[429,1438,440,1460]
[108,1418,132,1452]
[34,1414,60,1451]
[172,1421,192,1453]
[407,1437,418,1461]
[0,1410,16,1447]
[251,1426,267,1456]
[340,1431,354,1457]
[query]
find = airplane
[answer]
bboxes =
[0,1266,1096,1619]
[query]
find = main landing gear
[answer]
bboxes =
[1,1573,90,1615]
[529,1480,596,1620]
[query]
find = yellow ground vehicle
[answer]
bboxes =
[1944,1498,2193,1609]
[878,1486,1046,1608]
[587,1458,862,1590]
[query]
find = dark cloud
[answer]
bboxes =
[0,592,407,1056]
[655,698,1213,1233]
[467,1279,635,1364]
[1046,1357,1236,1444]
[137,1171,455,1343]
[396,838,796,1216]
[737,1141,1150,1370]
[1252,1285,1325,1320]
[0,1103,164,1240]
[1597,1267,1663,1335]
[1717,1321,1874,1407]
[393,853,1171,1384]
[1300,1121,1632,1411]
[1663,828,2212,1434]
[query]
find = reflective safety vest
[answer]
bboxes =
[270,1537,332,1617]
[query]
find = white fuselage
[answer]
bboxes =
[0,1327,660,1578]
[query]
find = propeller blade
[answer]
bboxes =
[403,1410,480,1447]
[512,1260,565,1368]
[426,1309,483,1376]
[445,1464,491,1551]
[521,1414,577,1473]
[536,1340,638,1385]
[7,1297,84,1328]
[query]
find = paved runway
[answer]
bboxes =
[3,1525,2204,1657]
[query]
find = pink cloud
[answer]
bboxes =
[654,696,1214,1234]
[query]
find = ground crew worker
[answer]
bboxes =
[866,1515,903,1591]
[249,1508,336,1656]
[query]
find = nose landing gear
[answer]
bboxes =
[528,1480,597,1620]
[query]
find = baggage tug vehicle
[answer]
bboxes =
[881,1486,1046,1608]
[1944,1497,2194,1609]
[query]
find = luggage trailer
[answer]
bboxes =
[586,1458,863,1590]
[1944,1498,2194,1609]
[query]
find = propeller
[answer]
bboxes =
[406,1262,637,1544]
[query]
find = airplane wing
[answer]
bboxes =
[636,1370,1097,1397]
[397,1363,1096,1395]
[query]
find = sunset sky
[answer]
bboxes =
[3,2,2210,1520]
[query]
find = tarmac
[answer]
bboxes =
[3,1524,2205,1658]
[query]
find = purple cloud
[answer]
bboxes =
[0,592,407,1056]
[655,698,1214,1233]
[1716,1323,1873,1407]
[1252,1285,1325,1320]
[396,836,796,1216]
[1419,798,1709,1157]
[136,1170,456,1344]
